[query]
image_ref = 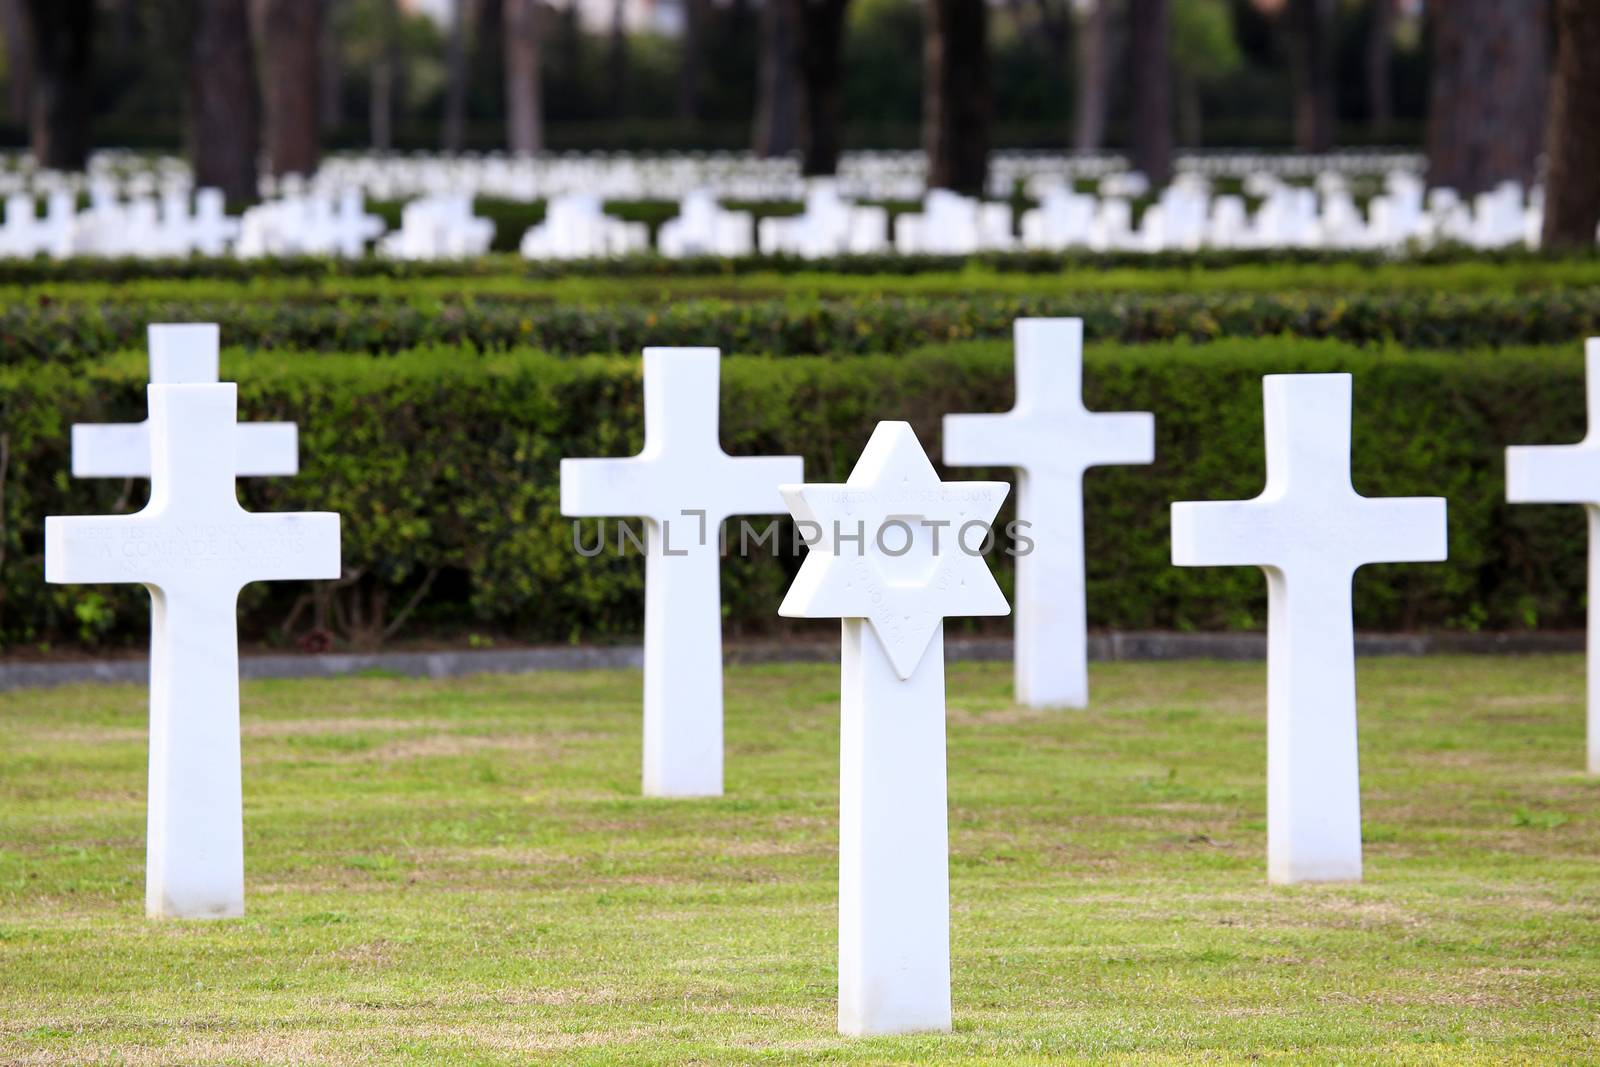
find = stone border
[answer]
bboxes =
[0,630,1583,693]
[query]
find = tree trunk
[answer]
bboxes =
[261,0,322,176]
[791,0,848,176]
[22,0,93,171]
[1542,0,1600,249]
[0,0,33,126]
[753,0,798,155]
[678,0,705,121]
[442,0,472,152]
[607,0,628,116]
[1127,0,1171,185]
[1289,0,1336,152]
[370,0,397,150]
[1365,0,1394,134]
[923,0,990,195]
[319,0,343,133]
[1176,70,1201,148]
[187,0,259,203]
[1426,0,1548,196]
[505,0,544,154]
[1073,0,1110,152]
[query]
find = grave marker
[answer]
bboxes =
[779,421,1009,1035]
[1171,374,1446,883]
[945,318,1154,708]
[1506,339,1600,773]
[561,348,802,797]
[47,383,340,918]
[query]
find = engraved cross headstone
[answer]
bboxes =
[1506,339,1600,773]
[945,318,1154,708]
[561,348,802,797]
[186,189,241,257]
[46,384,340,919]
[1171,373,1447,884]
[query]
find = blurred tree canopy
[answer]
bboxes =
[0,0,1433,154]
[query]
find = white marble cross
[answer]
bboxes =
[1507,339,1600,773]
[780,421,1009,1036]
[1171,374,1446,884]
[944,318,1154,708]
[561,348,802,797]
[71,324,298,480]
[187,189,241,257]
[327,190,386,256]
[46,384,340,919]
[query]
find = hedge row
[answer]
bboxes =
[2,337,1593,652]
[0,244,1593,286]
[4,290,1600,366]
[19,257,1600,305]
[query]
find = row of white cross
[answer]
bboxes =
[305,149,1421,204]
[43,322,1600,1037]
[9,171,1561,262]
[0,188,241,259]
[8,147,1411,206]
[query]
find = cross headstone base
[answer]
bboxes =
[642,526,724,797]
[1589,508,1600,775]
[1264,570,1362,885]
[146,591,246,919]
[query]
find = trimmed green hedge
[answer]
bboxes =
[8,255,1600,299]
[0,245,1593,286]
[1,337,1592,652]
[2,289,1599,366]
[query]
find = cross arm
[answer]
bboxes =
[45,514,150,586]
[238,512,342,584]
[1350,496,1448,566]
[1084,411,1156,469]
[72,422,149,479]
[72,422,299,480]
[1171,499,1282,569]
[1507,444,1600,506]
[942,411,1023,468]
[717,455,804,519]
[560,456,657,519]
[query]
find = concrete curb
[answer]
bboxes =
[0,630,1584,693]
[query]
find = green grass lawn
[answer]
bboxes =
[2,656,1598,1064]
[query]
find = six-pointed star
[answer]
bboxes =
[779,421,1011,679]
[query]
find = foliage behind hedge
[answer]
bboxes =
[2,337,1593,653]
[3,289,1599,367]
